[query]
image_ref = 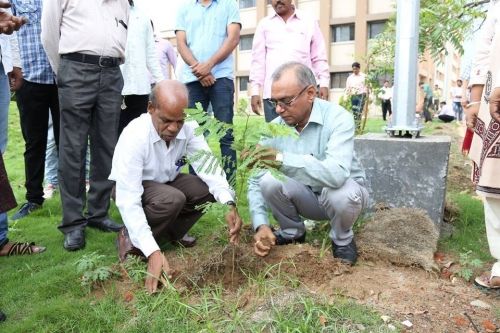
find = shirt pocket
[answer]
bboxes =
[15,1,39,25]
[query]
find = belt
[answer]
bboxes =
[61,52,122,68]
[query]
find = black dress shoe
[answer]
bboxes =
[0,310,6,322]
[273,230,306,245]
[64,229,85,251]
[87,218,122,232]
[332,239,357,265]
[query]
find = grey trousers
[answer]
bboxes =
[259,173,369,246]
[57,58,123,233]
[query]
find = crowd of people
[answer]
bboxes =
[0,0,498,314]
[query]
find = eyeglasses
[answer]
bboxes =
[269,85,310,109]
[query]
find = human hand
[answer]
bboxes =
[465,103,480,129]
[224,206,242,244]
[0,10,26,35]
[250,95,262,115]
[145,250,172,294]
[241,145,281,170]
[199,73,216,87]
[253,225,276,257]
[191,61,214,79]
[319,87,329,100]
[8,67,23,91]
[490,88,500,123]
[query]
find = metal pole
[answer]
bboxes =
[385,0,423,137]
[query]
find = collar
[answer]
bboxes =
[306,98,324,126]
[270,8,301,20]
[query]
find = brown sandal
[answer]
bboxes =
[0,242,46,257]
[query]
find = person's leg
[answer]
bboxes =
[351,95,362,130]
[86,67,123,225]
[319,178,368,246]
[57,59,97,233]
[457,104,464,121]
[209,78,237,184]
[118,94,149,135]
[259,172,328,240]
[186,81,210,176]
[453,102,460,120]
[484,197,500,279]
[263,98,279,123]
[141,175,214,243]
[44,113,58,186]
[0,212,8,249]
[15,81,52,206]
[381,100,388,121]
[0,65,10,154]
[387,100,392,117]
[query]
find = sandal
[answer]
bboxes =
[0,242,46,257]
[474,273,500,289]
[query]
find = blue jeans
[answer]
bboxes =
[186,78,236,184]
[263,98,279,123]
[44,112,58,185]
[351,94,366,131]
[453,101,463,121]
[0,212,8,247]
[0,64,10,154]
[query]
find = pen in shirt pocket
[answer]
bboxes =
[115,17,127,30]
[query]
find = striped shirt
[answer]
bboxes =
[11,0,55,84]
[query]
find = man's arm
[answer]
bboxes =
[190,23,240,79]
[249,21,266,115]
[145,18,164,83]
[310,20,330,100]
[0,4,26,35]
[8,25,23,91]
[40,0,63,73]
[165,41,177,72]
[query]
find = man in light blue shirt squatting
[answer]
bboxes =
[248,62,368,265]
[175,0,240,185]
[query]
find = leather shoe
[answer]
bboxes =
[87,218,122,232]
[64,229,85,251]
[174,234,197,248]
[273,229,306,245]
[332,239,358,265]
[116,227,146,262]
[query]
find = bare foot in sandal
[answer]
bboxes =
[0,242,46,256]
[475,273,500,289]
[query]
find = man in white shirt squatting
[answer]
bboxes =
[109,80,242,293]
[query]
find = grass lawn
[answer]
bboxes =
[0,103,490,332]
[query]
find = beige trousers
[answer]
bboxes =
[485,197,500,277]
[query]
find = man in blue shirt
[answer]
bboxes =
[175,0,240,184]
[10,0,59,220]
[248,62,369,265]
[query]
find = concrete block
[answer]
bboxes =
[354,133,451,226]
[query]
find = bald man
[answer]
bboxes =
[109,80,242,293]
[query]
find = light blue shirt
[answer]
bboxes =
[247,98,366,230]
[175,0,240,84]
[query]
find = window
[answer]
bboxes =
[239,34,253,51]
[239,76,249,91]
[330,72,350,89]
[331,24,355,43]
[239,0,256,9]
[368,21,387,39]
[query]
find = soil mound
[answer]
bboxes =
[357,207,439,271]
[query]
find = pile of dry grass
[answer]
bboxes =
[357,207,439,271]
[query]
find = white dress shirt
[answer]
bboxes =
[109,113,234,257]
[120,6,163,96]
[41,0,129,73]
[0,9,21,73]
[379,86,393,101]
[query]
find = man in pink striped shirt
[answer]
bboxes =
[249,0,329,122]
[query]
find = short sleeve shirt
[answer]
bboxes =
[175,0,240,84]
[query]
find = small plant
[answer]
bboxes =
[457,250,483,281]
[75,252,117,289]
[122,255,147,284]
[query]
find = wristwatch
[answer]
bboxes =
[225,200,236,207]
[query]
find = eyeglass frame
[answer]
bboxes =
[269,85,311,109]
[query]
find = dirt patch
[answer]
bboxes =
[357,208,439,271]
